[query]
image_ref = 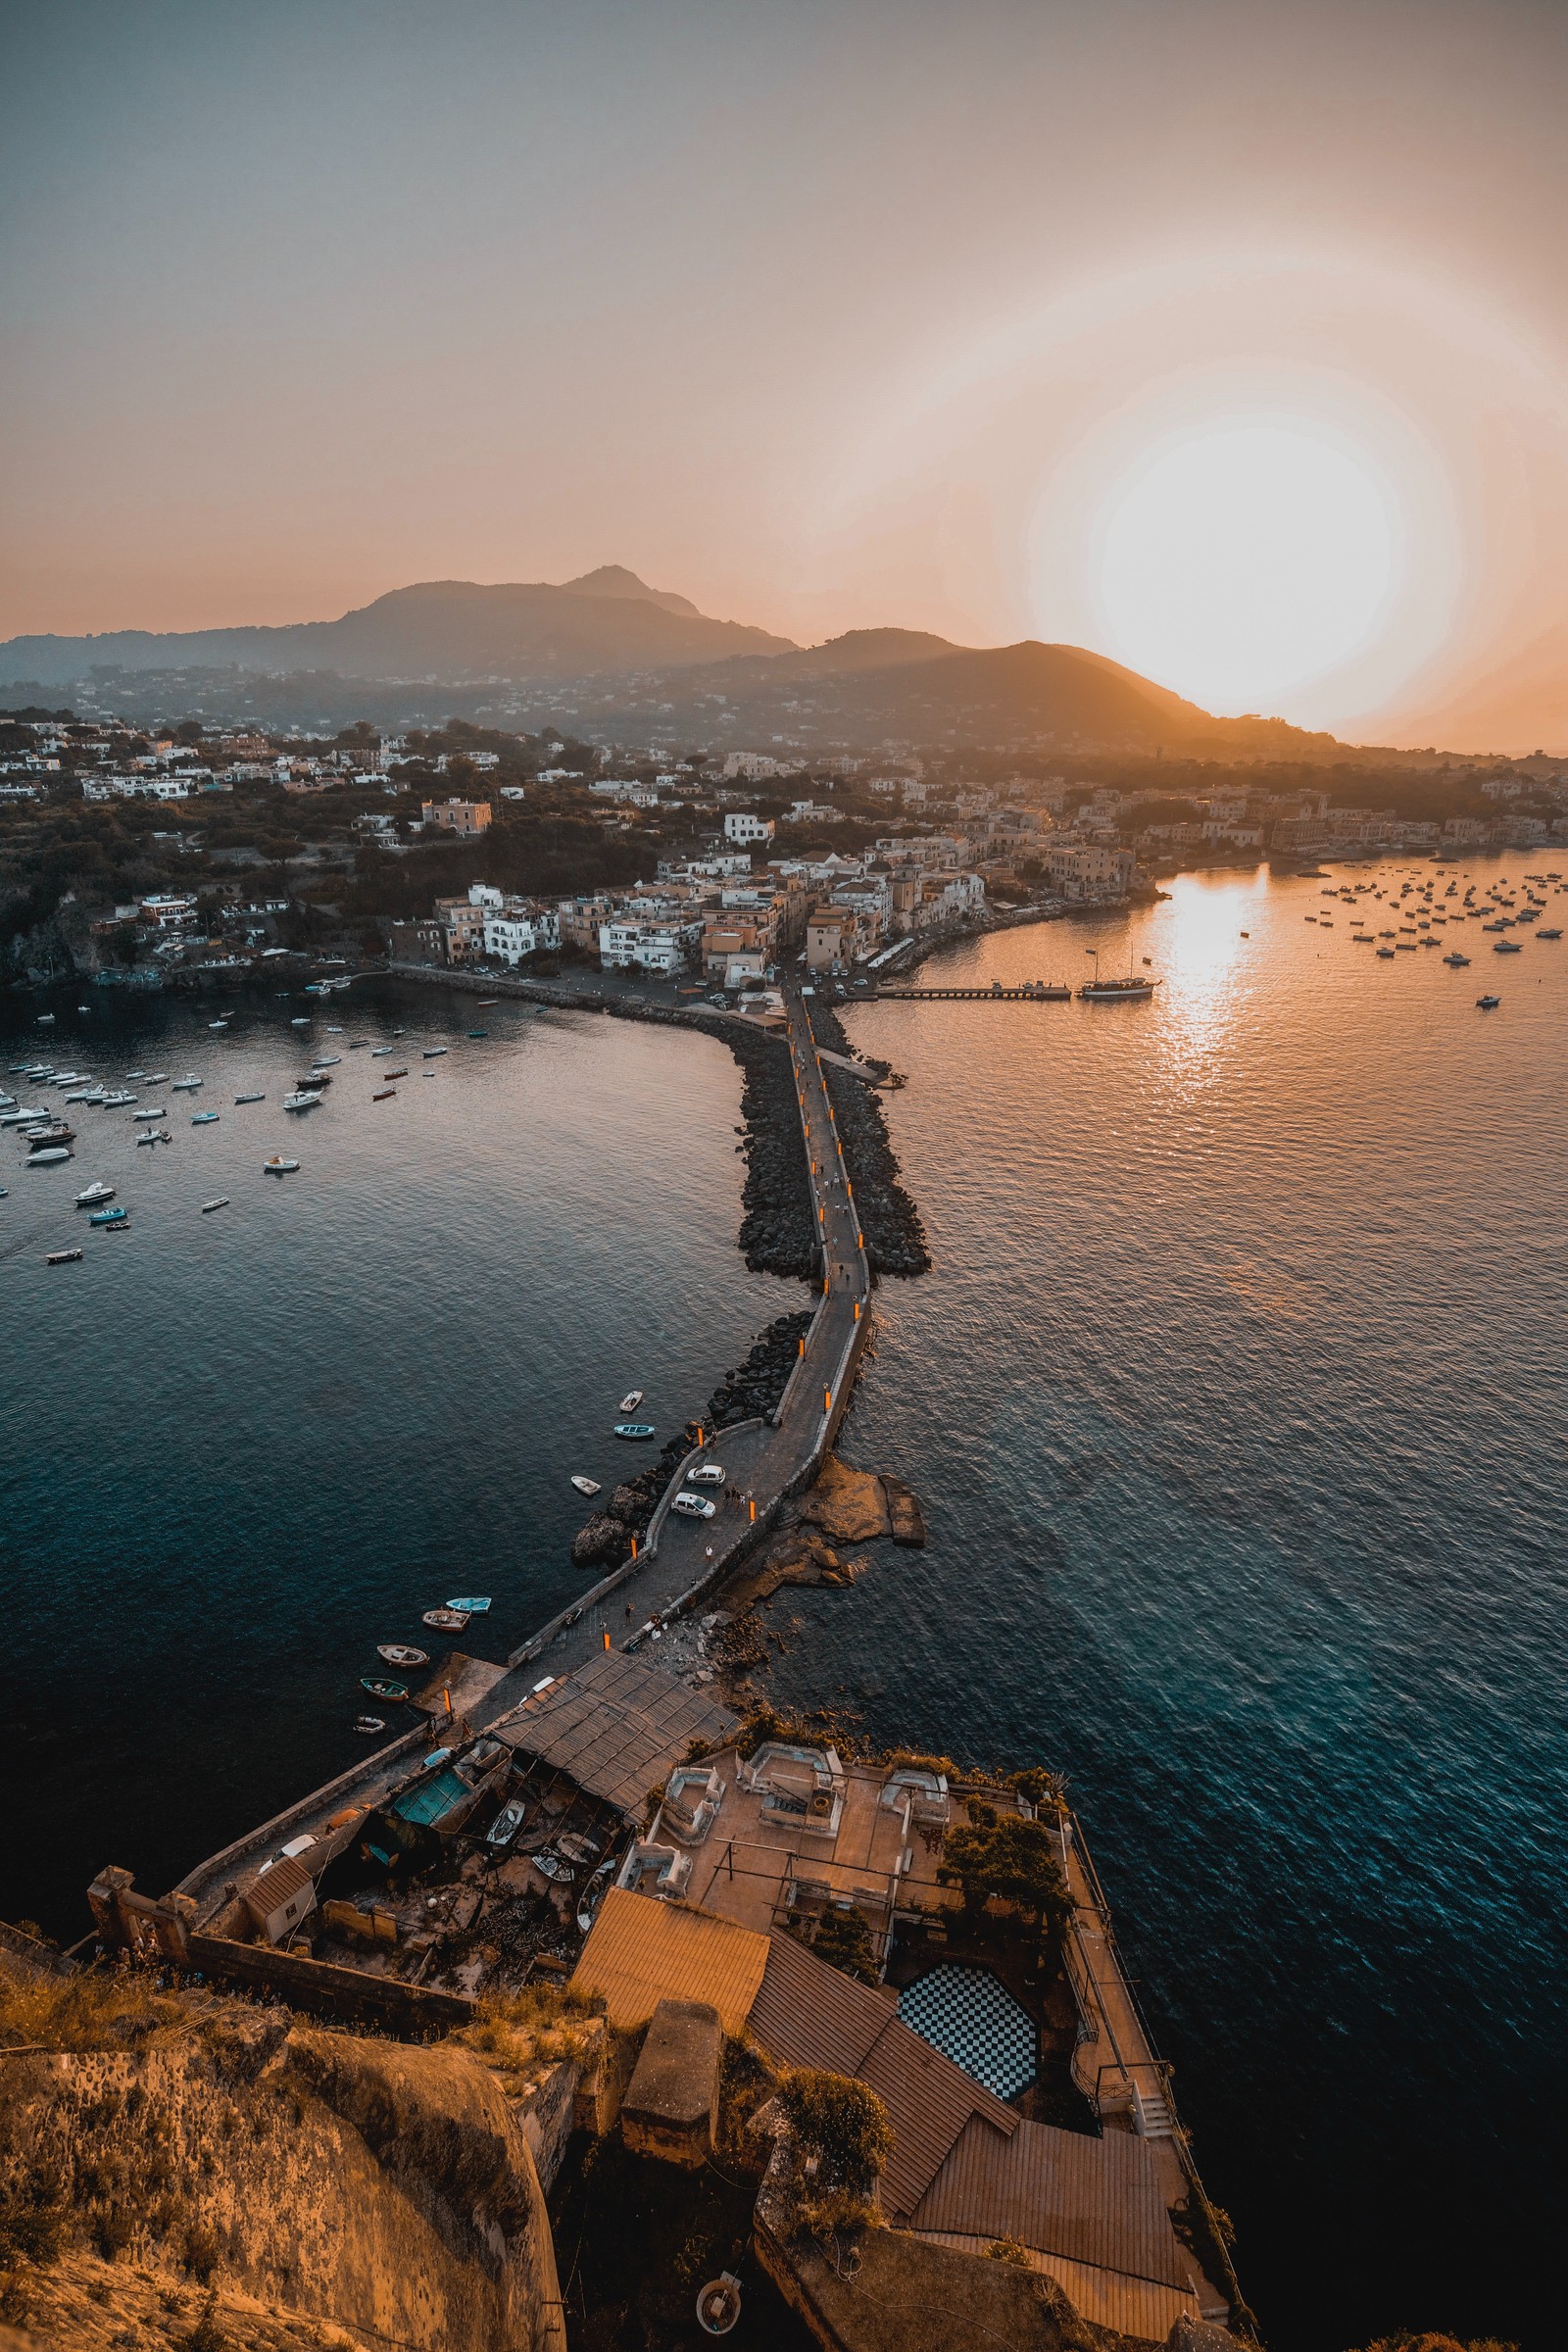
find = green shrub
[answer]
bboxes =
[937,1813,1073,1937]
[777,2069,892,2191]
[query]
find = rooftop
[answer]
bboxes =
[488,1650,739,1818]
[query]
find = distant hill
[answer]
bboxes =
[0,572,796,688]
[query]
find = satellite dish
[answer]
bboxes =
[695,2272,743,2335]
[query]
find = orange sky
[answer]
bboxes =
[4,1,1568,749]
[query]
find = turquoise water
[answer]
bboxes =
[4,856,1563,2349]
[773,857,1567,2351]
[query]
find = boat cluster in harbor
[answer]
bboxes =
[1301,862,1565,1007]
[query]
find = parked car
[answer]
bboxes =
[686,1462,725,1486]
[672,1492,716,1520]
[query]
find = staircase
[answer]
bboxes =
[1132,2079,1176,2139]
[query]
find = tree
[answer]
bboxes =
[937,1806,1073,1938]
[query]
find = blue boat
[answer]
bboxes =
[613,1422,656,1440]
[192,1110,220,1124]
[89,1205,128,1227]
[445,1594,491,1613]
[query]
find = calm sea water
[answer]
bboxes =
[772,857,1567,2352]
[2,995,782,1931]
[4,858,1562,2351]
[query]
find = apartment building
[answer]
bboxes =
[420,798,492,837]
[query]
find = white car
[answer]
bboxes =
[686,1462,725,1486]
[672,1492,716,1520]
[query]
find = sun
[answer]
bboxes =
[1090,418,1402,713]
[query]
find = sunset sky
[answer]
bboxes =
[5,0,1568,748]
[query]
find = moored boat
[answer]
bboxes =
[353,1715,387,1735]
[360,1676,409,1702]
[25,1146,73,1164]
[75,1181,115,1206]
[1476,994,1501,1008]
[446,1594,491,1613]
[619,1389,644,1412]
[191,1110,220,1124]
[570,1474,602,1495]
[171,1075,203,1091]
[88,1205,128,1227]
[201,1198,229,1213]
[282,1091,321,1111]
[613,1421,656,1440]
[421,1607,470,1633]
[46,1247,83,1265]
[235,1092,266,1103]
[263,1154,300,1174]
[376,1643,428,1668]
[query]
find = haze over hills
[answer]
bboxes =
[0,569,1388,756]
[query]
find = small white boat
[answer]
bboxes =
[172,1076,202,1092]
[311,1055,342,1068]
[235,1092,265,1104]
[446,1595,491,1613]
[201,1198,229,1213]
[75,1181,116,1206]
[570,1474,602,1495]
[421,1607,470,1633]
[208,1020,228,1030]
[132,1105,166,1121]
[290,1016,311,1026]
[191,1111,220,1124]
[283,1091,321,1112]
[353,1715,387,1735]
[619,1390,644,1413]
[371,1046,394,1056]
[136,1130,170,1147]
[263,1154,300,1174]
[26,1147,72,1164]
[422,1047,448,1058]
[376,1643,428,1668]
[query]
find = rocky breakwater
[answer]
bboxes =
[570,1309,815,1568]
[0,1951,569,2352]
[805,1002,930,1277]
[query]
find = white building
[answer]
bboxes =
[723,811,775,847]
[483,905,561,964]
[599,916,702,975]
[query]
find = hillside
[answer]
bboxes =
[0,572,796,689]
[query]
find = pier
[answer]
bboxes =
[874,982,1073,1001]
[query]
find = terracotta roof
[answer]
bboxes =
[910,2114,1194,2293]
[492,1652,738,1816]
[747,1933,1019,2223]
[570,1887,768,2036]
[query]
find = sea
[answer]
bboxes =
[4,855,1564,2352]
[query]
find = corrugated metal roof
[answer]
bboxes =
[915,2234,1199,2341]
[570,1887,769,2036]
[910,2114,1193,2292]
[244,1853,313,1911]
[747,1934,1019,2223]
[495,1653,738,1817]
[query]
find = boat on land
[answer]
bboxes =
[421,1607,470,1633]
[191,1111,220,1124]
[570,1475,602,1496]
[201,1198,229,1214]
[376,1643,428,1668]
[263,1155,300,1174]
[89,1205,128,1227]
[75,1181,115,1206]
[557,1832,603,1870]
[619,1389,644,1413]
[447,1595,491,1613]
[235,1092,265,1104]
[353,1716,387,1735]
[360,1677,408,1702]
[614,1421,656,1440]
[1476,995,1501,1008]
[46,1247,82,1265]
[283,1091,321,1112]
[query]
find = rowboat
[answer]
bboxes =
[613,1422,656,1440]
[353,1716,387,1735]
[421,1608,470,1633]
[360,1676,409,1702]
[202,1198,229,1214]
[570,1475,602,1495]
[263,1156,300,1174]
[376,1643,428,1668]
[373,1089,397,1101]
[46,1247,83,1265]
[619,1390,644,1412]
[446,1595,491,1613]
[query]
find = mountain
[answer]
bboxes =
[0,572,795,688]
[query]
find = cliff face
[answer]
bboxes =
[0,1984,565,2352]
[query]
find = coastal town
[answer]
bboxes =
[3,708,1566,993]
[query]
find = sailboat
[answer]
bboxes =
[1078,948,1159,1003]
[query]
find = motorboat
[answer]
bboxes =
[282,1091,321,1111]
[353,1716,387,1736]
[133,1105,166,1121]
[300,1070,332,1087]
[75,1181,115,1206]
[291,1016,311,1026]
[65,1088,106,1103]
[570,1475,602,1496]
[619,1390,644,1412]
[235,1092,266,1104]
[1476,995,1501,1008]
[1494,941,1522,955]
[26,1122,75,1150]
[687,1462,725,1486]
[171,1075,203,1091]
[372,1088,397,1101]
[375,1643,428,1668]
[446,1595,491,1613]
[371,1046,394,1056]
[614,1422,656,1440]
[136,1130,171,1147]
[1,1105,47,1125]
[422,1607,470,1633]
[88,1205,128,1227]
[1443,954,1470,966]
[143,1073,169,1085]
[191,1110,220,1124]
[360,1676,408,1702]
[672,1492,716,1519]
[311,1055,342,1068]
[476,998,499,1006]
[26,1147,73,1164]
[263,1155,300,1174]
[422,1046,448,1058]
[1376,948,1396,958]
[201,1198,229,1214]
[46,1247,83,1265]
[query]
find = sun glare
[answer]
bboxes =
[1090,419,1400,713]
